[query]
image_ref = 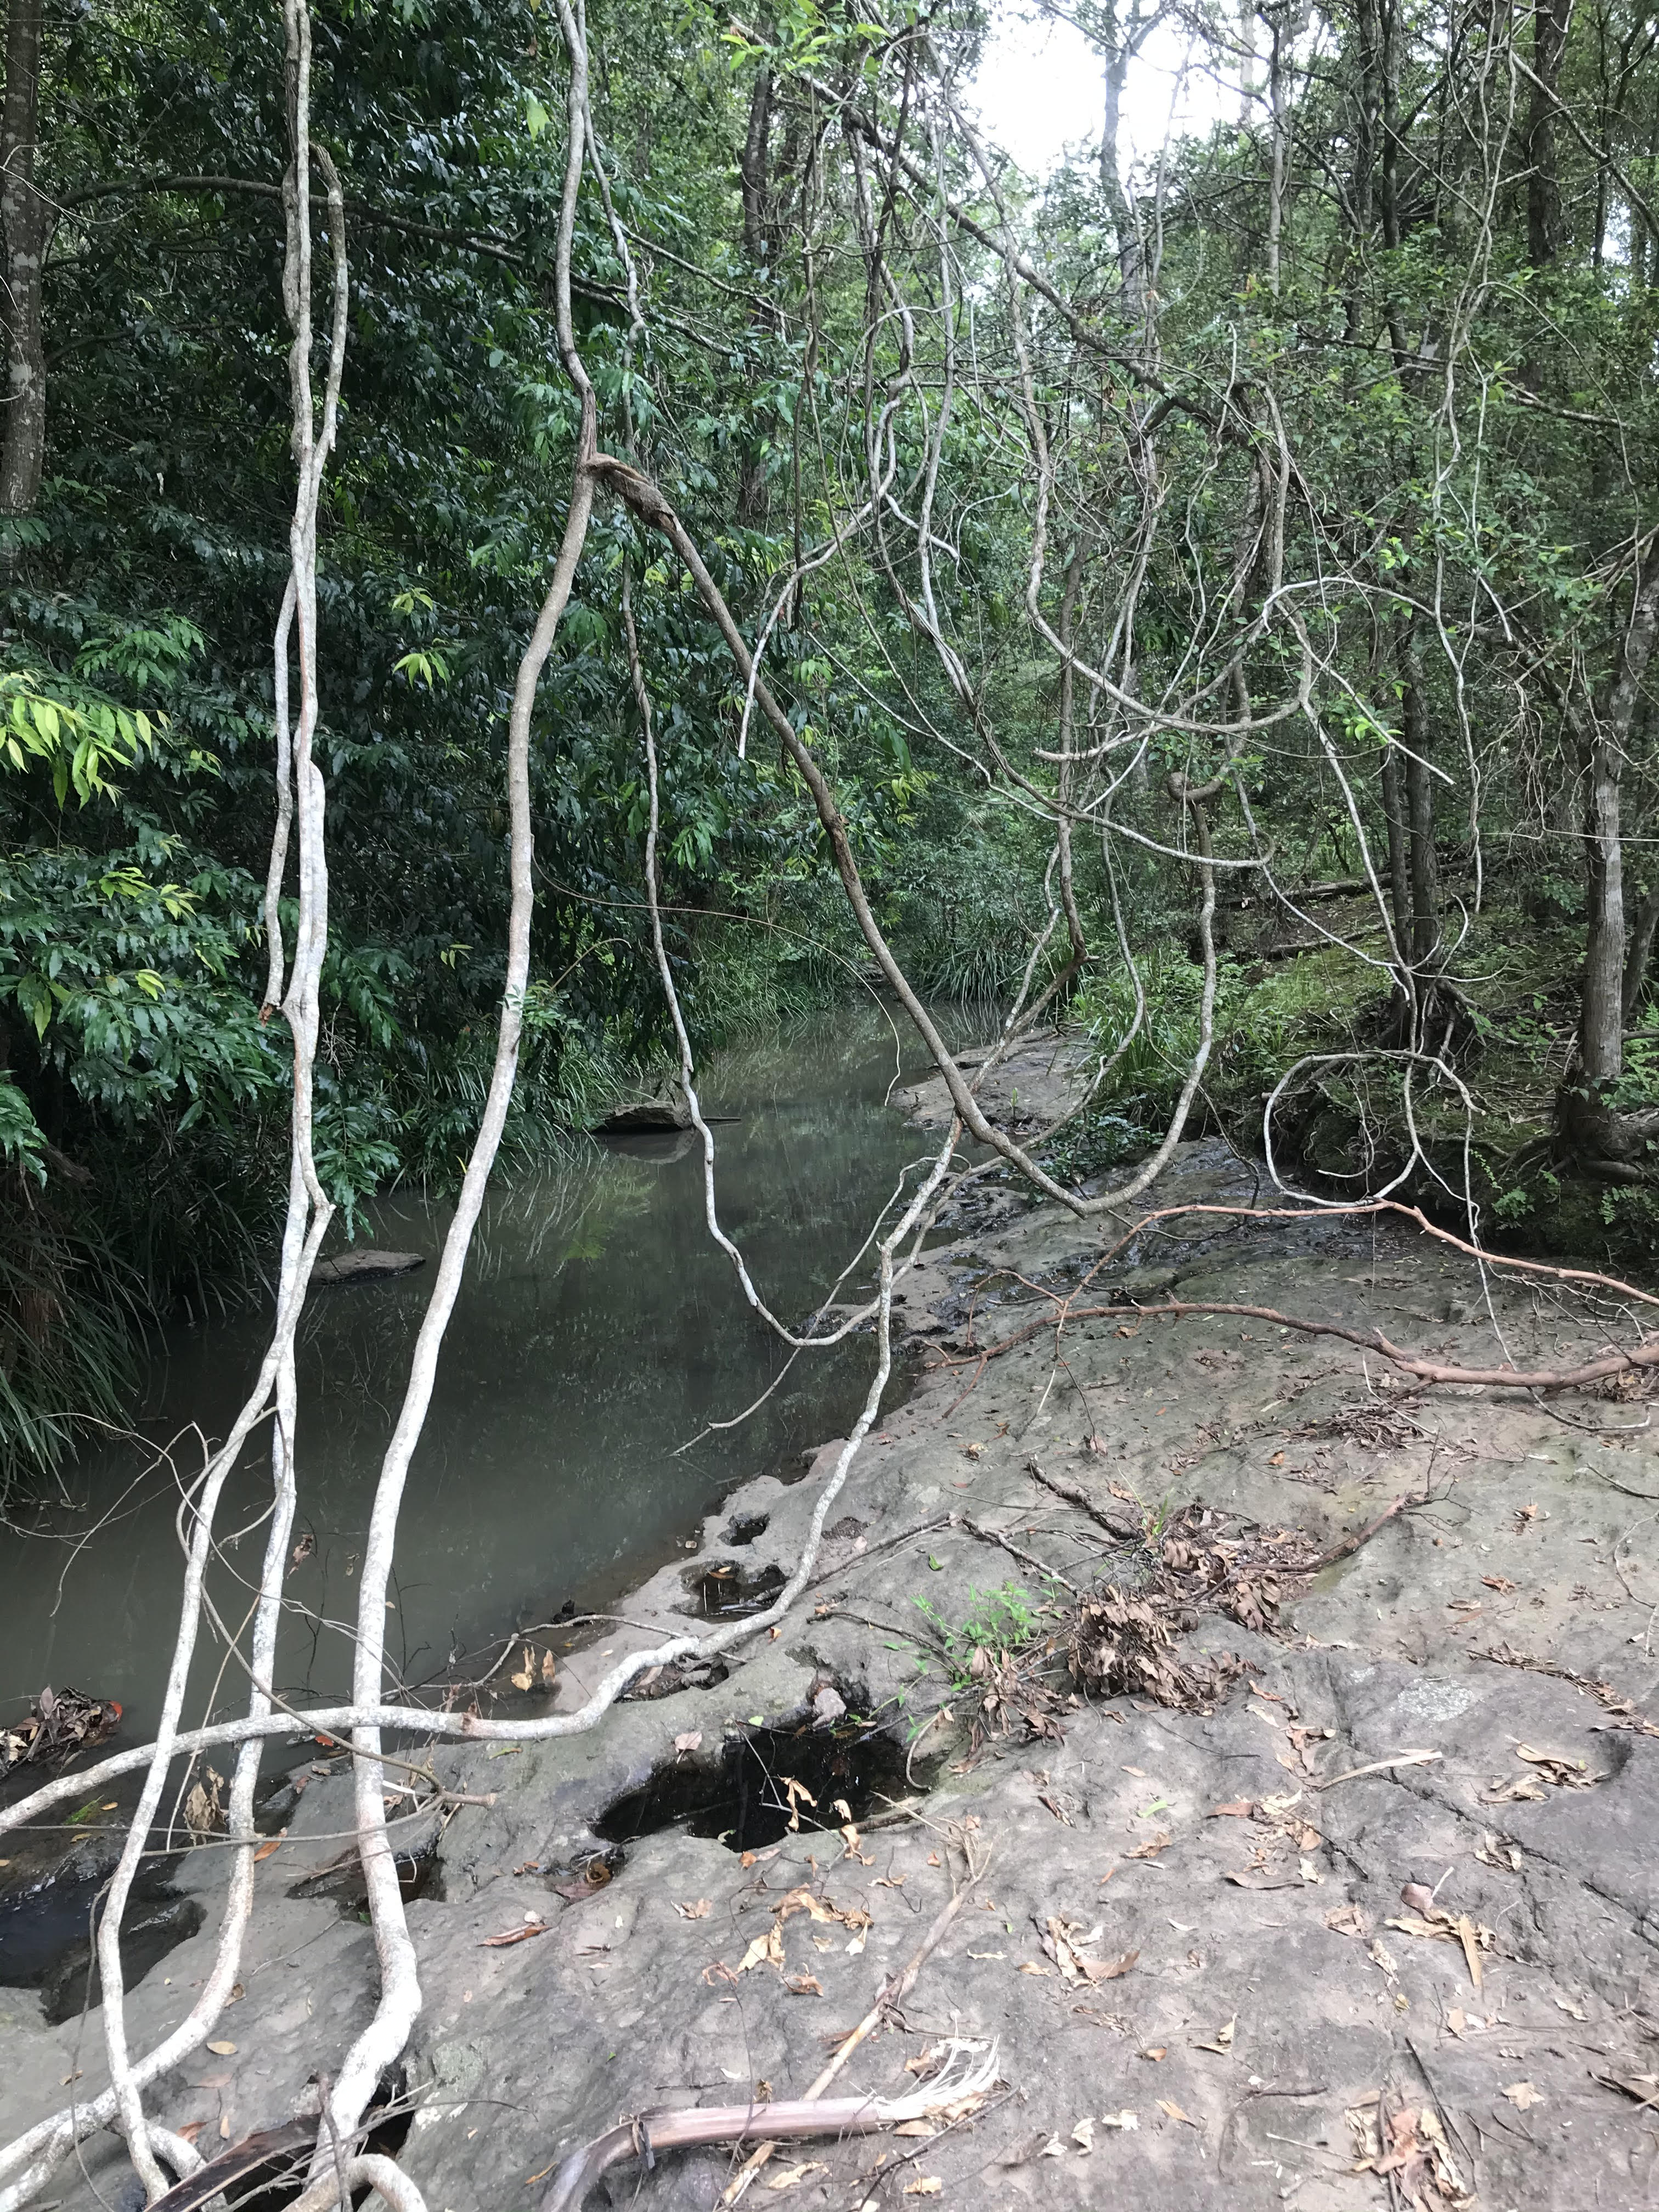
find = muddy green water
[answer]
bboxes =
[0,1008,951,1751]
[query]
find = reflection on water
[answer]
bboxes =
[0,1005,951,1743]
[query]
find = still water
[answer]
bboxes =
[0,1006,952,1748]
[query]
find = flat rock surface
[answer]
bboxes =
[6,1141,1659,2211]
[898,1032,1098,1136]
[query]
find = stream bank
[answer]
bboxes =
[4,1068,1659,2210]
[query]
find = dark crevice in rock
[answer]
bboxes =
[591,1713,911,1852]
[683,1560,786,1618]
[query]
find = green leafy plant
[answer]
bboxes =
[913,1580,1053,1689]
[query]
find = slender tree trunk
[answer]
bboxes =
[1582,562,1659,1077]
[741,67,772,268]
[1622,876,1659,1024]
[1100,11,1144,321]
[736,65,774,527]
[1380,742,1412,955]
[1401,629,1438,969]
[1344,0,1380,341]
[1265,6,1289,295]
[0,0,47,524]
[1526,0,1568,267]
[1581,740,1626,1078]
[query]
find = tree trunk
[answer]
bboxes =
[1380,743,1412,957]
[741,67,772,269]
[1401,630,1438,969]
[0,0,47,524]
[1622,877,1659,1025]
[1581,561,1659,1077]
[1100,14,1144,321]
[1581,738,1626,1079]
[736,65,774,527]
[1343,0,1380,341]
[1265,6,1289,296]
[1526,0,1568,267]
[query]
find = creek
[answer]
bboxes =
[0,1006,951,1771]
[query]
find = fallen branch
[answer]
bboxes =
[148,2123,313,2212]
[540,2044,999,2212]
[715,1842,996,2207]
[956,1290,1659,1396]
[1024,1460,1142,1544]
[1309,1494,1410,1572]
[950,1513,1079,1594]
[1310,1751,1441,1791]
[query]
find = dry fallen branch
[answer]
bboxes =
[540,2045,1000,2212]
[932,1186,1659,1397]
[714,1842,995,2207]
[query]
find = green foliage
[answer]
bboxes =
[914,1580,1052,1689]
[7,0,1659,1483]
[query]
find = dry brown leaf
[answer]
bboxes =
[766,2163,828,2193]
[1139,2047,1166,2062]
[1098,2110,1139,2131]
[479,1918,552,1949]
[1515,1743,1595,1788]
[1127,1832,1170,1860]
[902,2179,942,2197]
[1018,1962,1053,1977]
[1454,1914,1483,1991]
[737,1925,786,1974]
[1475,1830,1523,1871]
[674,1899,712,1920]
[540,1649,557,1688]
[1598,2071,1659,2109]
[1071,2118,1096,2153]
[780,1776,817,1831]
[893,2120,936,2138]
[1087,1948,1139,1983]
[674,1730,703,1755]
[1324,1902,1364,1937]
[252,1833,285,1864]
[1502,2081,1543,2111]
[177,2122,205,2145]
[1157,2098,1200,2129]
[1193,2015,1235,2055]
[205,2042,236,2056]
[1208,1800,1254,1819]
[776,1885,841,1926]
[510,1645,535,1691]
[785,1972,825,1997]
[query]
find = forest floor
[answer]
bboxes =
[6,1046,1659,2210]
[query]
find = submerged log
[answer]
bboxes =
[312,1249,425,1285]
